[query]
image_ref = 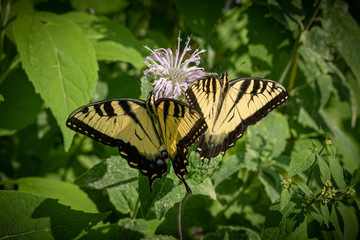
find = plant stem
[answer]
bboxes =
[131,196,140,220]
[281,0,323,91]
[178,201,183,240]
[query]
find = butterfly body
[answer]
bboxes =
[67,91,207,193]
[186,72,288,162]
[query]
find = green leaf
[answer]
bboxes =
[64,11,145,69]
[140,75,152,101]
[75,156,138,189]
[211,153,257,188]
[328,156,346,191]
[295,182,314,198]
[323,1,360,87]
[16,177,98,213]
[173,0,223,37]
[187,152,222,184]
[317,153,331,184]
[247,113,290,158]
[320,204,330,227]
[303,26,336,60]
[259,168,282,203]
[265,0,305,31]
[13,12,98,151]
[318,109,359,171]
[0,191,109,240]
[330,204,342,239]
[79,219,162,240]
[203,226,261,240]
[337,202,359,239]
[107,183,138,215]
[70,0,128,14]
[0,69,42,131]
[288,149,316,177]
[262,200,308,240]
[280,189,291,211]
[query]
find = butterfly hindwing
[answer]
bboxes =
[186,73,288,162]
[66,98,168,188]
[154,98,208,193]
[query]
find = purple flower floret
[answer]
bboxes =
[144,33,208,99]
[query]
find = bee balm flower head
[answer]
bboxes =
[144,33,208,99]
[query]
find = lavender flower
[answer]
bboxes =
[144,34,208,99]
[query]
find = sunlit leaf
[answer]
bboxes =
[16,177,98,213]
[64,11,145,69]
[0,191,109,240]
[13,12,98,151]
[75,156,138,189]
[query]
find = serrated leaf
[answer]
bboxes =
[337,202,359,239]
[64,11,145,69]
[295,182,314,198]
[75,156,138,189]
[107,183,138,215]
[328,156,346,190]
[0,191,109,240]
[262,200,307,240]
[13,12,98,151]
[288,149,316,177]
[16,177,98,213]
[0,69,42,131]
[280,189,291,211]
[247,113,289,158]
[317,153,331,184]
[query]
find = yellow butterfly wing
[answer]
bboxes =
[186,73,288,161]
[152,98,207,193]
[66,98,168,188]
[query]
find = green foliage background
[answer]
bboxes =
[1,0,360,239]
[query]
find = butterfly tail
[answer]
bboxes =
[172,146,192,194]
